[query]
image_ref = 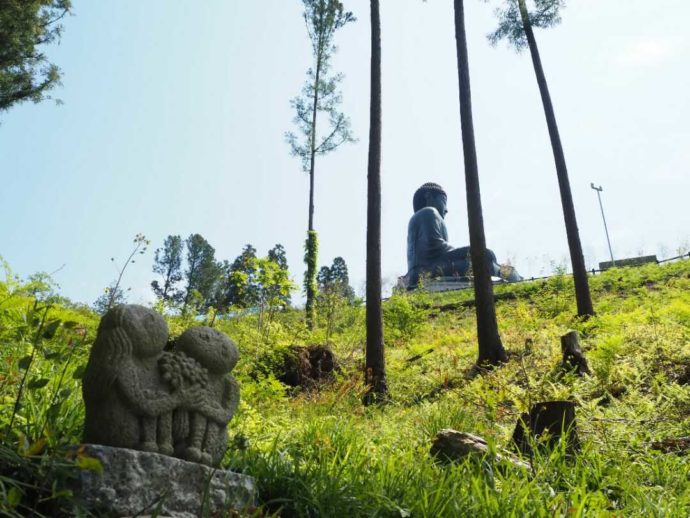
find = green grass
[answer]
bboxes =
[1,260,689,516]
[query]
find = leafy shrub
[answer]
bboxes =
[382,292,428,345]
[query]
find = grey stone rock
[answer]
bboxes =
[430,429,530,469]
[82,305,240,467]
[74,444,255,518]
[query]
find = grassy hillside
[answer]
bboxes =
[1,259,689,516]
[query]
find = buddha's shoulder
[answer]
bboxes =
[410,207,441,223]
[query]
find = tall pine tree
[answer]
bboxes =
[488,0,594,317]
[454,0,507,366]
[286,0,356,330]
[363,0,388,403]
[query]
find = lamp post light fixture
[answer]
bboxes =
[591,183,615,266]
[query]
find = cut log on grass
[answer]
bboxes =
[651,437,690,455]
[561,330,590,376]
[405,348,435,363]
[511,400,579,454]
[430,429,530,469]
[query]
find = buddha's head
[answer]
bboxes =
[413,182,448,218]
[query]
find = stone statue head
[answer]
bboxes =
[176,327,239,375]
[97,305,168,361]
[84,305,168,398]
[413,182,448,217]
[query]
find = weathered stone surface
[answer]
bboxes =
[82,305,240,467]
[599,254,657,271]
[430,429,530,469]
[397,276,473,293]
[74,444,255,518]
[172,327,240,466]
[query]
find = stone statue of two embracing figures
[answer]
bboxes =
[82,305,240,467]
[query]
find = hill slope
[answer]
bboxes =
[1,260,689,516]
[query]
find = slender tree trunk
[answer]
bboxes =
[308,65,320,231]
[364,0,388,404]
[183,254,199,312]
[162,264,175,301]
[305,25,324,331]
[517,0,593,318]
[453,0,507,366]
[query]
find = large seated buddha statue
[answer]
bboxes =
[405,182,521,289]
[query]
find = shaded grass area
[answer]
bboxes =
[1,259,689,516]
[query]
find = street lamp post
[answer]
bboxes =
[590,183,614,266]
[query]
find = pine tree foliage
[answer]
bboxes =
[268,244,289,271]
[487,0,564,50]
[0,0,72,114]
[317,256,355,304]
[318,256,356,341]
[151,235,184,304]
[183,234,221,312]
[285,0,356,172]
[147,236,293,316]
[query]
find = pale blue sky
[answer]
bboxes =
[1,0,688,305]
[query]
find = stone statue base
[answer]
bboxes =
[73,444,255,518]
[397,275,507,293]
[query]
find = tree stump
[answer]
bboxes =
[278,345,337,388]
[561,331,590,376]
[511,401,579,455]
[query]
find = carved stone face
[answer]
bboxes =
[425,191,448,219]
[176,327,239,375]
